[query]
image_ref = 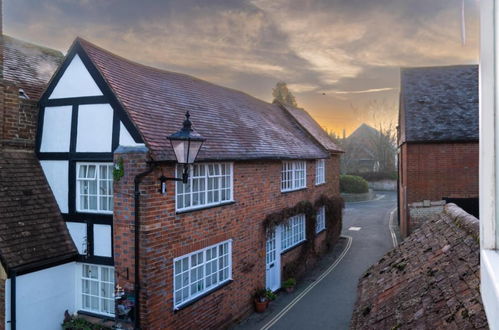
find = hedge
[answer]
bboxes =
[340,175,369,194]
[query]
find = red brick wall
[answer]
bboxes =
[0,80,38,149]
[398,142,478,236]
[114,152,341,329]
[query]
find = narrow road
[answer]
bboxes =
[235,191,397,330]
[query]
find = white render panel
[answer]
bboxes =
[93,224,112,257]
[5,262,76,330]
[76,104,113,152]
[49,55,103,99]
[119,122,143,147]
[40,160,68,213]
[40,106,72,152]
[67,222,87,255]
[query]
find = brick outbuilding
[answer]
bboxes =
[398,65,478,237]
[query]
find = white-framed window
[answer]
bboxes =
[76,163,114,213]
[80,264,115,316]
[281,161,307,192]
[315,159,326,185]
[173,240,232,309]
[316,206,326,233]
[281,214,306,251]
[176,163,233,211]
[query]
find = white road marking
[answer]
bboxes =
[260,235,353,330]
[388,207,398,248]
[348,226,362,231]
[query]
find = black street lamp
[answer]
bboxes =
[159,111,206,193]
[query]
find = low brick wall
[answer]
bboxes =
[409,200,445,232]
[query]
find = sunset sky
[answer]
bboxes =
[5,0,479,135]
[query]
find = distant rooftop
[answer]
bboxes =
[3,35,64,99]
[399,65,478,144]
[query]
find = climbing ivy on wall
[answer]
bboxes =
[263,195,344,279]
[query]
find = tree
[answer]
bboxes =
[272,81,298,107]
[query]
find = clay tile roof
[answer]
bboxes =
[76,38,329,161]
[0,150,77,273]
[400,65,478,144]
[278,103,342,153]
[350,204,487,330]
[3,35,64,100]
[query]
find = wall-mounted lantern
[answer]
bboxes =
[158,111,206,194]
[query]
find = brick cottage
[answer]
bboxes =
[32,37,344,328]
[398,65,478,237]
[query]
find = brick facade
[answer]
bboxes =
[114,151,341,329]
[398,142,478,237]
[0,79,38,150]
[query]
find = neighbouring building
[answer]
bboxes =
[397,65,478,238]
[33,37,344,329]
[0,31,82,330]
[350,204,486,329]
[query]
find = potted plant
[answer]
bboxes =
[283,278,296,293]
[265,289,277,302]
[254,288,269,313]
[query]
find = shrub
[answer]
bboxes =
[340,175,369,194]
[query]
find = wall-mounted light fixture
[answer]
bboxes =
[158,111,206,194]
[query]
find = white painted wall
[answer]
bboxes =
[40,106,72,152]
[119,122,144,147]
[49,55,103,99]
[5,262,76,330]
[76,104,114,152]
[93,224,112,257]
[67,222,87,255]
[40,160,68,213]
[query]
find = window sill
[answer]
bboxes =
[480,249,499,328]
[173,279,233,312]
[315,182,326,187]
[77,310,115,321]
[76,209,113,215]
[281,187,307,194]
[280,239,307,255]
[316,228,326,235]
[176,201,236,214]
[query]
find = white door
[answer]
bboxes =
[266,227,281,291]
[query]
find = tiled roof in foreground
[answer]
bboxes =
[76,38,329,161]
[0,150,77,273]
[350,204,487,329]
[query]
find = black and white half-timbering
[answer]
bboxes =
[36,41,144,318]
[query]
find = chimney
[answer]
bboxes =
[342,128,346,140]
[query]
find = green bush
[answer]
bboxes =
[340,175,369,194]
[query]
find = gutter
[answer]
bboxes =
[10,270,15,330]
[133,164,154,330]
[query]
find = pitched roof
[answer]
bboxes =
[277,103,342,153]
[74,38,329,161]
[347,123,379,141]
[0,150,77,273]
[350,204,486,330]
[399,65,478,144]
[3,35,64,100]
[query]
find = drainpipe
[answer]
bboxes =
[10,270,16,330]
[133,165,154,330]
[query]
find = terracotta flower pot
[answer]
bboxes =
[254,299,268,313]
[285,286,295,293]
